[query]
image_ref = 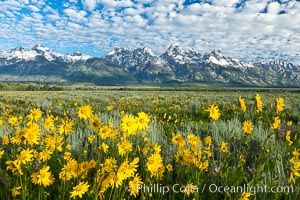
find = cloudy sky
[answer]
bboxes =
[0,0,300,64]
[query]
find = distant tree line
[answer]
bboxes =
[0,83,64,91]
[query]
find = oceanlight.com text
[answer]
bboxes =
[134,183,294,195]
[207,184,294,195]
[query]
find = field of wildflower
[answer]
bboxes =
[0,88,299,200]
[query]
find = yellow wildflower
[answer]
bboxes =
[70,181,90,199]
[24,123,40,146]
[78,105,93,121]
[31,166,55,187]
[129,174,143,197]
[166,164,173,172]
[275,97,284,113]
[88,135,96,144]
[107,105,113,111]
[89,116,101,132]
[26,108,43,122]
[59,117,74,135]
[271,116,281,129]
[286,130,293,146]
[136,111,150,130]
[2,136,10,145]
[0,148,4,159]
[8,116,20,127]
[59,159,79,181]
[220,141,228,153]
[44,115,55,131]
[11,186,21,197]
[239,192,251,200]
[121,114,138,135]
[6,160,23,175]
[206,104,221,120]
[255,94,264,112]
[117,139,133,156]
[100,143,109,153]
[17,148,34,164]
[243,120,254,135]
[147,153,164,178]
[182,183,198,197]
[37,149,52,162]
[239,96,247,112]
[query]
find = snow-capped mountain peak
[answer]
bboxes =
[204,49,229,66]
[6,46,38,61]
[32,44,51,53]
[103,46,158,69]
[211,49,223,56]
[32,44,64,61]
[0,45,91,63]
[103,48,132,67]
[165,43,185,56]
[160,44,201,65]
[111,47,130,55]
[64,50,91,62]
[1,44,300,86]
[72,51,83,56]
[141,47,155,57]
[10,46,26,52]
[132,47,156,57]
[203,49,253,69]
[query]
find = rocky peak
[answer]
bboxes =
[10,46,26,53]
[164,43,185,57]
[160,43,201,65]
[32,44,50,53]
[72,51,82,56]
[107,47,131,56]
[132,47,156,57]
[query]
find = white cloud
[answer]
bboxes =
[242,1,267,13]
[123,15,147,26]
[67,22,82,29]
[43,5,58,14]
[123,7,140,15]
[21,0,30,4]
[82,0,98,11]
[27,5,40,12]
[47,14,60,21]
[99,0,134,9]
[267,2,281,14]
[0,0,23,11]
[0,0,300,64]
[64,8,87,22]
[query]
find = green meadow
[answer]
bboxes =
[0,87,299,199]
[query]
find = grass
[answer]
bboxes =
[0,88,299,199]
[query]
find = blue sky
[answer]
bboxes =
[0,0,300,64]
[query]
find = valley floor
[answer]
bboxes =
[0,88,299,199]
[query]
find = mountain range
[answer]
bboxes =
[0,44,299,87]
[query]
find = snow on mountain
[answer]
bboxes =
[103,47,158,69]
[64,51,91,62]
[32,44,64,61]
[132,47,158,63]
[160,43,202,65]
[6,46,38,61]
[204,49,229,66]
[203,49,254,69]
[104,47,131,66]
[32,44,51,53]
[255,60,300,82]
[1,44,300,86]
[0,45,91,63]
